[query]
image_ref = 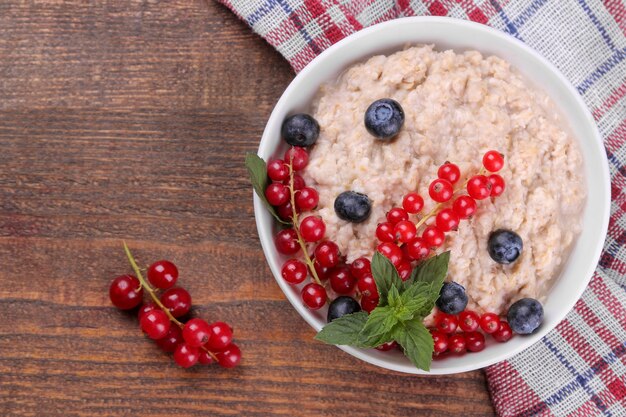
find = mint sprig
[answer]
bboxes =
[245,153,290,225]
[315,251,450,371]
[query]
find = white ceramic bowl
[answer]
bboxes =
[253,17,610,374]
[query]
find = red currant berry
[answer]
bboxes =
[183,318,212,347]
[198,350,214,365]
[205,322,233,351]
[265,183,289,206]
[402,192,424,214]
[215,343,241,368]
[375,341,398,351]
[429,178,454,203]
[314,241,340,268]
[173,343,199,368]
[430,330,449,354]
[436,208,460,232]
[357,274,378,298]
[438,163,461,184]
[138,302,158,321]
[394,220,417,243]
[301,283,327,310]
[284,146,308,171]
[405,237,429,261]
[160,287,192,318]
[360,295,379,313]
[312,259,330,280]
[422,226,445,248]
[458,311,480,332]
[386,207,409,225]
[350,257,371,279]
[452,195,477,219]
[448,334,467,354]
[376,242,403,267]
[329,266,357,295]
[155,324,183,353]
[479,312,501,334]
[435,313,458,334]
[267,159,289,181]
[295,187,319,211]
[288,174,306,190]
[465,332,486,352]
[140,309,171,340]
[493,321,513,343]
[274,228,300,255]
[396,261,412,281]
[109,275,143,310]
[277,201,299,221]
[299,216,325,242]
[483,150,504,172]
[281,259,307,284]
[488,174,505,197]
[467,175,491,200]
[147,260,178,289]
[376,222,396,242]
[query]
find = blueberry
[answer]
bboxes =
[334,191,372,223]
[364,98,405,140]
[327,296,361,322]
[436,281,468,315]
[488,229,523,264]
[507,298,543,334]
[281,114,320,147]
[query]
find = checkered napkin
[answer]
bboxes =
[217,0,626,415]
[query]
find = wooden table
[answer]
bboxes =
[0,1,495,415]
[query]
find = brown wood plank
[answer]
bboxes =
[0,1,496,415]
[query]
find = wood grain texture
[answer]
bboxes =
[0,1,496,415]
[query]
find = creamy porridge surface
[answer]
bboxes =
[301,45,585,315]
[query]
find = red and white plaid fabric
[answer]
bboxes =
[217,1,626,415]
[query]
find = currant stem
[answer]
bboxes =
[286,155,323,286]
[123,242,184,328]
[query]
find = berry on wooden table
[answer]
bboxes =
[147,260,178,289]
[140,309,171,340]
[183,318,212,347]
[215,344,242,368]
[198,350,214,365]
[205,322,233,351]
[109,275,143,310]
[173,343,200,368]
[138,302,158,321]
[156,325,184,353]
[160,287,192,318]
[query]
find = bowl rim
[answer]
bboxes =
[253,16,611,374]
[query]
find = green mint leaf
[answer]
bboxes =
[388,284,401,308]
[399,284,436,318]
[314,312,368,346]
[245,153,290,225]
[357,306,399,348]
[406,251,450,286]
[371,252,403,306]
[393,319,434,371]
[395,294,430,322]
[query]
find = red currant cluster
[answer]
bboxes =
[430,310,513,358]
[266,146,348,309]
[109,245,241,369]
[375,150,505,275]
